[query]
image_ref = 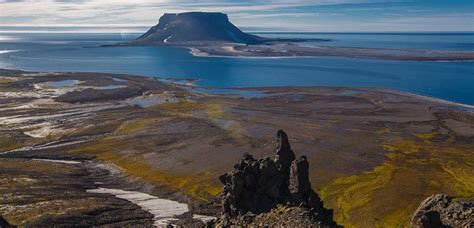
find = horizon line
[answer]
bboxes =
[1,30,473,34]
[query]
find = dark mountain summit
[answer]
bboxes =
[134,12,265,45]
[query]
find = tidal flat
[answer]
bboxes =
[0,69,473,227]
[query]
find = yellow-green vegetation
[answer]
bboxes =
[0,77,18,84]
[114,118,157,135]
[320,131,474,228]
[0,138,22,151]
[264,204,287,218]
[4,199,103,225]
[206,103,247,145]
[154,99,201,116]
[0,158,89,225]
[70,100,249,202]
[72,139,221,201]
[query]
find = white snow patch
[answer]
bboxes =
[87,188,189,227]
[193,214,217,223]
[3,98,58,111]
[90,162,125,175]
[21,72,62,77]
[189,48,209,57]
[0,104,126,125]
[1,137,92,155]
[22,122,72,138]
[23,123,54,138]
[0,91,47,98]
[0,50,19,54]
[32,159,82,164]
[164,36,172,43]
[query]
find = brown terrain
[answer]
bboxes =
[187,43,474,61]
[0,68,473,227]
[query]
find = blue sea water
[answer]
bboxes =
[255,32,474,51]
[0,32,473,105]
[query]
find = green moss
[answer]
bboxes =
[72,139,222,202]
[153,99,201,116]
[320,134,474,228]
[0,78,17,84]
[415,132,436,141]
[265,204,286,218]
[320,163,395,227]
[114,118,156,135]
[0,139,22,151]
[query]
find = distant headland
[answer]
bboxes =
[107,12,474,61]
[133,12,266,45]
[131,12,321,45]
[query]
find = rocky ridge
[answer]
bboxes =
[216,130,337,227]
[411,194,473,228]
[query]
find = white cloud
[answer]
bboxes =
[0,0,391,25]
[0,0,473,31]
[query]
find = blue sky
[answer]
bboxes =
[0,0,473,32]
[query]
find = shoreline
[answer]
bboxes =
[1,67,473,108]
[119,41,474,62]
[187,46,474,63]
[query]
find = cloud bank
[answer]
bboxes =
[0,0,473,32]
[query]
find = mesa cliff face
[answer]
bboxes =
[217,130,337,227]
[134,12,264,45]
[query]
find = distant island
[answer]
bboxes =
[133,12,267,45]
[113,12,474,61]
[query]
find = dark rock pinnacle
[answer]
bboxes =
[218,130,337,227]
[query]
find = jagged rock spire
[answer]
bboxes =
[218,130,337,227]
[275,129,295,175]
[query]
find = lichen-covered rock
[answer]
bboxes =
[289,156,311,201]
[219,153,286,216]
[218,130,337,227]
[411,194,473,228]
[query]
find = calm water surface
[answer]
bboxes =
[0,32,473,105]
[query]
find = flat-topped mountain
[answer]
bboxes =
[134,12,265,45]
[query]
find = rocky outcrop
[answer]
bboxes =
[218,130,337,227]
[411,194,473,228]
[134,12,265,45]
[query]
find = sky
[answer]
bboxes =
[0,0,473,32]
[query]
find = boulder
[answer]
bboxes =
[275,129,295,181]
[411,194,473,228]
[289,156,312,203]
